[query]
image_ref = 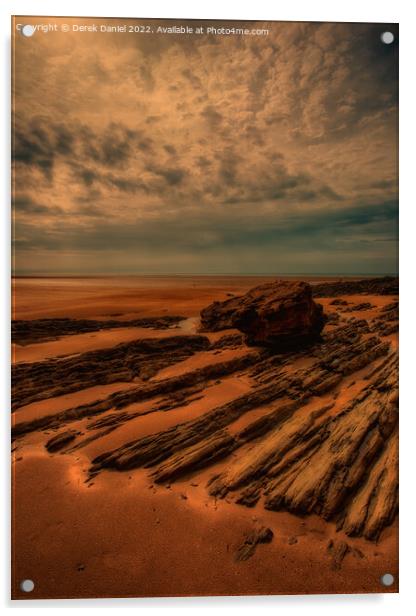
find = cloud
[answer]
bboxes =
[13,195,62,215]
[12,19,398,274]
[80,124,134,167]
[13,120,74,180]
[201,105,223,128]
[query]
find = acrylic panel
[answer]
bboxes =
[11,16,399,599]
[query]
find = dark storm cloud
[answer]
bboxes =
[196,156,211,169]
[13,199,397,267]
[13,119,158,186]
[296,185,343,203]
[69,162,150,195]
[243,125,265,146]
[181,68,202,89]
[201,105,223,128]
[164,144,177,155]
[370,179,398,190]
[217,148,242,185]
[13,120,74,179]
[13,118,157,192]
[81,124,134,167]
[145,115,162,124]
[106,176,144,193]
[13,195,62,215]
[76,167,97,187]
[153,167,185,186]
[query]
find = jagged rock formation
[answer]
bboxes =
[85,314,397,540]
[45,430,78,452]
[210,333,244,350]
[201,280,326,348]
[199,277,398,335]
[343,302,374,312]
[12,335,209,410]
[12,316,185,345]
[312,276,398,297]
[371,301,399,336]
[11,281,399,545]
[199,298,241,332]
[12,351,261,437]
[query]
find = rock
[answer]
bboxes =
[327,539,350,570]
[13,285,398,545]
[12,334,210,411]
[312,276,398,298]
[45,430,77,452]
[381,301,399,313]
[235,527,274,561]
[200,297,243,332]
[12,351,260,438]
[201,280,326,348]
[209,333,244,350]
[236,486,261,507]
[371,301,398,337]
[344,302,374,312]
[12,315,186,345]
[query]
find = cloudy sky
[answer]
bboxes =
[12,18,398,275]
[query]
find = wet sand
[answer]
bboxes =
[12,275,371,320]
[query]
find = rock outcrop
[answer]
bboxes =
[12,334,210,411]
[312,276,398,298]
[45,430,77,452]
[12,316,185,345]
[201,280,326,348]
[83,315,397,542]
[12,279,399,545]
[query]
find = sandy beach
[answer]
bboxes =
[11,15,399,601]
[11,276,398,598]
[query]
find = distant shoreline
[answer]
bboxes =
[12,273,398,280]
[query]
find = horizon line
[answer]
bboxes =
[11,272,398,279]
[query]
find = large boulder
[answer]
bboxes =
[200,280,326,348]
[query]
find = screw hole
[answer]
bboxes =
[20,579,35,592]
[21,25,35,37]
[380,31,394,45]
[380,573,394,587]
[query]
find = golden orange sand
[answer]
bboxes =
[11,277,398,598]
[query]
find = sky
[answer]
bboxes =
[12,18,398,275]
